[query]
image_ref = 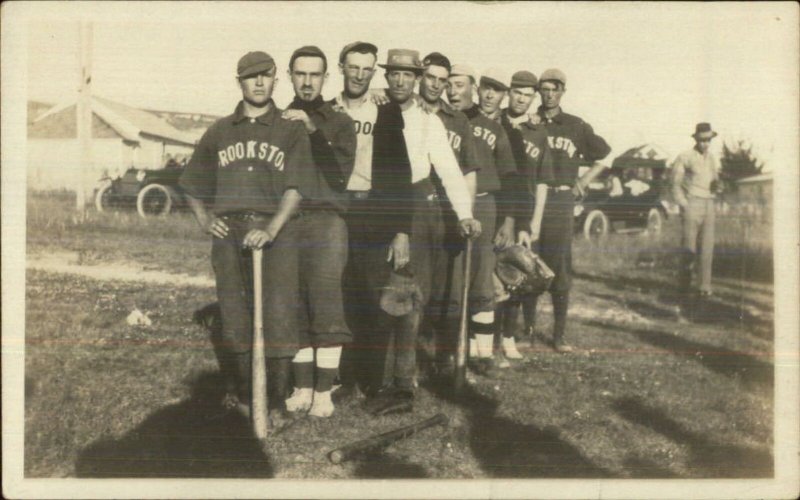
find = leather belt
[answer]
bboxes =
[219,211,270,221]
[549,185,572,192]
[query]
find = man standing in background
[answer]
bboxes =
[671,122,721,299]
[531,68,611,353]
[497,70,540,347]
[282,45,356,418]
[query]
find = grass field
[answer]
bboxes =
[24,192,775,479]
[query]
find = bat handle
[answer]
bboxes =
[251,248,268,440]
[454,238,473,393]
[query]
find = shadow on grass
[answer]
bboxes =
[573,270,669,294]
[352,450,430,478]
[585,291,678,321]
[583,320,773,390]
[423,371,613,478]
[613,397,772,477]
[74,371,273,478]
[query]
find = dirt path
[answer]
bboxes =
[27,251,214,288]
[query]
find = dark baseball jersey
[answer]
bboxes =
[179,100,318,214]
[512,121,555,221]
[287,97,356,212]
[534,107,611,186]
[462,105,517,195]
[435,100,479,176]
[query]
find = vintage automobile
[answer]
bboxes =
[95,162,186,218]
[574,144,674,240]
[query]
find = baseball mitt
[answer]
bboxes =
[494,245,554,298]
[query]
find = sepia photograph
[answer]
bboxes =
[2,1,799,498]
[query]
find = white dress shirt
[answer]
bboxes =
[337,93,378,192]
[401,105,473,220]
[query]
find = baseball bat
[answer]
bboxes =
[328,413,449,464]
[454,238,473,394]
[251,248,269,440]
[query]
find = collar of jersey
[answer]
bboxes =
[536,105,563,124]
[436,99,458,116]
[463,105,481,120]
[233,100,278,125]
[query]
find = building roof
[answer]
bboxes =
[612,143,671,170]
[30,96,198,146]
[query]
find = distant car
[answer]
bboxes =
[573,152,672,240]
[95,163,186,218]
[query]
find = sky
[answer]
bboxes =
[21,1,800,169]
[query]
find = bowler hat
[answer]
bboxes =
[379,48,423,72]
[692,122,717,140]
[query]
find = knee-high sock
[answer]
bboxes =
[552,291,569,341]
[292,347,314,389]
[471,311,494,358]
[316,345,342,392]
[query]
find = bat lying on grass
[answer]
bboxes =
[328,413,449,464]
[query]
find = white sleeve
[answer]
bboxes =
[427,115,473,220]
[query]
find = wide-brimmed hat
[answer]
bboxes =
[378,48,423,72]
[692,122,717,140]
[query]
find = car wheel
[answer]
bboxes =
[136,183,172,218]
[583,209,609,241]
[94,182,114,213]
[646,208,663,235]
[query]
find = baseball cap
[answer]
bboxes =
[480,67,509,91]
[539,68,567,87]
[422,52,451,73]
[450,64,477,81]
[237,51,275,78]
[511,70,538,89]
[379,48,424,72]
[289,45,328,71]
[339,41,378,63]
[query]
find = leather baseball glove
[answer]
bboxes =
[494,245,555,298]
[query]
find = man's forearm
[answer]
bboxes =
[577,161,607,190]
[185,194,211,230]
[266,188,303,235]
[465,171,477,201]
[530,183,548,233]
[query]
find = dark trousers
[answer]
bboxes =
[296,211,352,347]
[211,214,299,407]
[343,192,441,391]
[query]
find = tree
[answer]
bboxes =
[720,139,764,184]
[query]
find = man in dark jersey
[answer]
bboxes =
[179,51,319,423]
[497,69,540,352]
[281,46,356,418]
[447,65,527,372]
[530,68,611,352]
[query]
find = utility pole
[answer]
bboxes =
[76,21,93,213]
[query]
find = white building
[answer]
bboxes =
[27,96,203,192]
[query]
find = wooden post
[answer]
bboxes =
[76,22,93,213]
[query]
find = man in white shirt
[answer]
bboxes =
[362,48,481,414]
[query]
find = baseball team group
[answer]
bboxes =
[179,40,716,423]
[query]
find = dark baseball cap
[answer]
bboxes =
[422,52,451,73]
[289,45,328,70]
[237,51,275,78]
[339,41,378,63]
[511,70,538,89]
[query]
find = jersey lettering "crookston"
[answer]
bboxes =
[179,101,318,215]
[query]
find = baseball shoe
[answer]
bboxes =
[494,352,511,369]
[331,383,363,404]
[553,339,574,353]
[285,387,313,413]
[309,390,335,418]
[468,357,493,376]
[502,337,524,359]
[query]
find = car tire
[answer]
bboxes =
[583,209,609,241]
[136,183,172,218]
[646,208,663,235]
[94,182,114,213]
